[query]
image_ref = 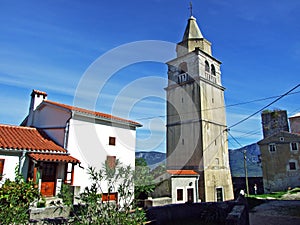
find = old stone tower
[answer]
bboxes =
[261,109,289,138]
[166,15,234,202]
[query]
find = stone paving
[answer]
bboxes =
[249,200,300,225]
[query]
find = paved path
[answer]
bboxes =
[249,200,300,225]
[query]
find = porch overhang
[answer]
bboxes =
[28,153,80,164]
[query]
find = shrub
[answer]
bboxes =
[70,159,146,225]
[0,168,40,224]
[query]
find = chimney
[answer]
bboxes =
[28,90,47,126]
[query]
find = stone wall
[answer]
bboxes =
[146,196,249,225]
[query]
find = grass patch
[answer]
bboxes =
[248,191,286,199]
[288,187,300,194]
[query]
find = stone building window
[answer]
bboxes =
[291,142,298,151]
[279,137,284,142]
[289,162,296,170]
[269,143,276,152]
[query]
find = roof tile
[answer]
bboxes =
[0,124,66,152]
[44,100,142,127]
[167,170,199,175]
[28,153,79,163]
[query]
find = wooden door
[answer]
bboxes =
[41,162,57,197]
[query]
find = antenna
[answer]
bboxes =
[189,1,193,17]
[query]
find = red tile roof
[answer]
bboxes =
[167,170,199,175]
[43,100,142,127]
[0,124,66,152]
[28,153,79,163]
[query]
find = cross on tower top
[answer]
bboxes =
[189,1,193,17]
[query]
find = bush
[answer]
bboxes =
[0,170,40,224]
[70,159,146,225]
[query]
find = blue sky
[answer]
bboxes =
[0,0,299,152]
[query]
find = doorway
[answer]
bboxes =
[216,187,224,202]
[40,162,57,197]
[187,188,194,203]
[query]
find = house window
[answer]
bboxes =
[269,144,276,152]
[102,192,118,202]
[106,156,116,169]
[109,137,116,146]
[0,159,5,181]
[289,162,296,170]
[291,142,298,151]
[177,189,183,201]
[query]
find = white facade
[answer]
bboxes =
[170,175,199,204]
[24,91,140,194]
[0,153,19,184]
[67,117,137,191]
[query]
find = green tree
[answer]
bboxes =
[71,159,146,225]
[134,158,155,200]
[0,167,40,225]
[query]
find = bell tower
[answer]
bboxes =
[166,15,234,202]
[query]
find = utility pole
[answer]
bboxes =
[243,149,249,195]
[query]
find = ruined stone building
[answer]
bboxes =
[166,15,234,202]
[258,110,300,192]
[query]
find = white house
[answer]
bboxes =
[21,89,142,198]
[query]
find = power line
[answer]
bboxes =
[136,89,300,121]
[228,84,300,129]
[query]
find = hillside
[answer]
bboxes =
[229,143,262,177]
[135,151,166,169]
[136,143,263,177]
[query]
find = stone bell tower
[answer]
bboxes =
[166,15,234,202]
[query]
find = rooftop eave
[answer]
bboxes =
[72,111,142,128]
[0,148,68,154]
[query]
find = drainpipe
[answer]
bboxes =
[64,119,70,149]
[19,150,27,177]
[195,175,199,202]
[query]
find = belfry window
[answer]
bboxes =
[205,61,210,73]
[179,62,188,74]
[211,64,216,76]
